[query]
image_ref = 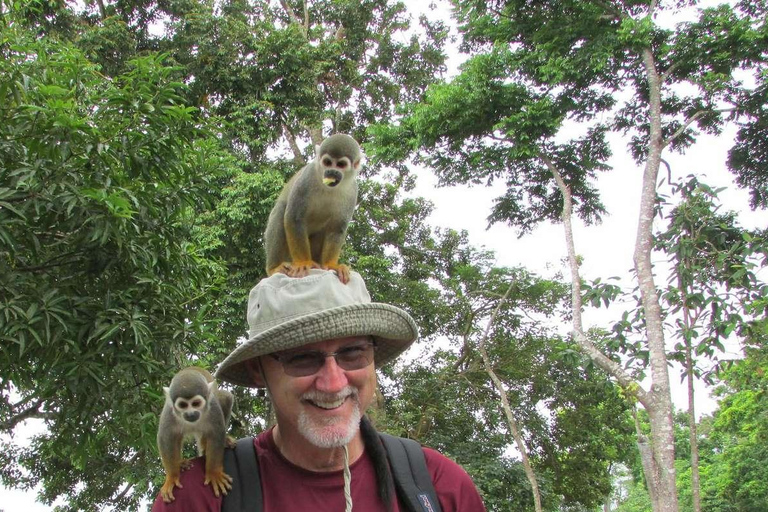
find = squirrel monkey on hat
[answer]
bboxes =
[157,366,235,503]
[264,133,362,284]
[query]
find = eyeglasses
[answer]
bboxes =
[270,342,376,377]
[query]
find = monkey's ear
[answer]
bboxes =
[163,386,171,399]
[207,380,218,395]
[314,144,321,160]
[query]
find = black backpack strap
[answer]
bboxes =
[221,437,262,512]
[379,433,443,512]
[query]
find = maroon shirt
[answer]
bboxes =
[151,428,485,511]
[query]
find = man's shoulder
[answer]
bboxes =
[421,446,469,478]
[421,446,486,511]
[151,457,222,512]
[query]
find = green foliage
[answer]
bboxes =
[377,249,634,510]
[1,1,456,508]
[702,346,768,510]
[655,176,768,382]
[0,26,232,509]
[369,43,611,234]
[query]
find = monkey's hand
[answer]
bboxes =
[180,458,195,471]
[160,473,183,503]
[225,435,237,449]
[204,468,233,498]
[324,263,351,284]
[287,260,321,278]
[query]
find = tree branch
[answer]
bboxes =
[1,398,53,431]
[539,152,650,403]
[661,108,735,150]
[279,0,308,37]
[282,124,306,166]
[475,281,543,512]
[95,0,107,19]
[15,250,87,273]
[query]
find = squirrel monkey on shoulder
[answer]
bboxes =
[264,133,362,284]
[157,366,235,503]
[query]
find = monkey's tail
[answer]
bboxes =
[360,415,394,511]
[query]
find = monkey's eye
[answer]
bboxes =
[177,401,188,410]
[322,157,333,167]
[337,160,348,169]
[191,399,203,408]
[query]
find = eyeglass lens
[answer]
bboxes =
[275,343,375,377]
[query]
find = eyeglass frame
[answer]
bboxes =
[268,339,377,377]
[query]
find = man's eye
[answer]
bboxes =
[286,353,322,367]
[337,347,366,361]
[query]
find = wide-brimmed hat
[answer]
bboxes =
[215,269,419,387]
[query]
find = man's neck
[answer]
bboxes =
[272,425,365,471]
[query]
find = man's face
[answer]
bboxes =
[250,336,377,449]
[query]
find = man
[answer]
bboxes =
[152,269,485,511]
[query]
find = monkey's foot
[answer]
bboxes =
[225,435,237,449]
[160,474,183,503]
[287,260,321,278]
[204,468,233,497]
[324,263,351,284]
[267,262,293,276]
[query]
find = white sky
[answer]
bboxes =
[5,0,764,510]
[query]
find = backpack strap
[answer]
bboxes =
[379,433,443,512]
[221,437,262,512]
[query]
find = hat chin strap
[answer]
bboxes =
[343,444,353,512]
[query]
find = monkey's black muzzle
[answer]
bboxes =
[323,170,343,187]
[183,411,201,423]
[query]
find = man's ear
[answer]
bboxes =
[245,358,266,387]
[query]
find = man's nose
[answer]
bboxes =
[313,355,348,393]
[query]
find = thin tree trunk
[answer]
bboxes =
[686,333,702,512]
[476,283,543,512]
[633,44,680,512]
[677,273,702,512]
[543,45,681,506]
[282,124,306,166]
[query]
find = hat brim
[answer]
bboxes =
[215,302,418,387]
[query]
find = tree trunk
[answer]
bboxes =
[635,408,661,511]
[678,278,702,512]
[475,283,544,512]
[686,339,702,512]
[633,45,680,512]
[542,44,682,511]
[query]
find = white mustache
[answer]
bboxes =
[301,386,358,403]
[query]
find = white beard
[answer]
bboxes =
[298,386,361,448]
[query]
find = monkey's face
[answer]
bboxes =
[173,395,208,424]
[320,155,358,188]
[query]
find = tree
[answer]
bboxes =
[2,1,464,509]
[0,23,233,510]
[703,344,768,510]
[371,1,768,510]
[379,234,635,510]
[655,176,768,512]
